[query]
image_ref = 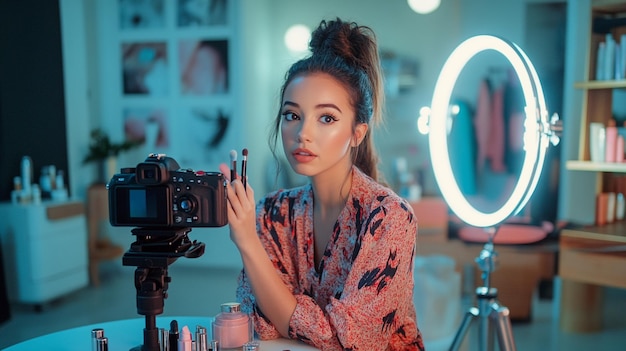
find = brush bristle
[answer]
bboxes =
[230,149,237,161]
[242,148,248,157]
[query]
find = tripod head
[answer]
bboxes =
[123,227,205,351]
[475,226,498,289]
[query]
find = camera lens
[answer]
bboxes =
[179,197,194,213]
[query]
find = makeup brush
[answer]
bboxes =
[241,148,248,190]
[229,149,237,182]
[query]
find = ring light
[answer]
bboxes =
[428,35,553,228]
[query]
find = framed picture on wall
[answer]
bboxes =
[121,42,169,96]
[172,105,234,170]
[177,0,228,27]
[119,0,166,29]
[123,107,169,148]
[107,0,239,171]
[178,39,229,95]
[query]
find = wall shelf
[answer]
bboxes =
[574,80,626,89]
[566,160,626,173]
[559,0,626,334]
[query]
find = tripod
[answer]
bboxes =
[449,227,516,351]
[123,227,205,351]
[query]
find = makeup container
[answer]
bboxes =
[11,176,21,203]
[170,320,179,351]
[607,192,617,223]
[208,340,218,351]
[21,156,32,198]
[596,193,609,226]
[195,326,208,351]
[160,328,170,351]
[32,184,41,204]
[605,119,618,162]
[617,135,625,162]
[96,337,109,351]
[243,341,260,351]
[212,302,252,350]
[617,193,625,221]
[91,328,105,351]
[589,122,606,162]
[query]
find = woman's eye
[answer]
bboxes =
[282,112,298,121]
[320,114,337,124]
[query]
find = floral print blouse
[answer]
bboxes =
[237,167,424,351]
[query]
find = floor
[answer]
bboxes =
[1,263,625,350]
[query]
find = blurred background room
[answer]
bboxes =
[1,0,626,350]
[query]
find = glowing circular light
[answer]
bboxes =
[428,35,550,228]
[407,0,441,14]
[284,24,311,53]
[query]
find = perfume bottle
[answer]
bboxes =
[212,302,252,350]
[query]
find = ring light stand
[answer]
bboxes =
[427,35,562,351]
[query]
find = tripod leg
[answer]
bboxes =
[478,297,494,351]
[449,307,478,351]
[490,302,517,351]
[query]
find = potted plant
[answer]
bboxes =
[83,128,141,183]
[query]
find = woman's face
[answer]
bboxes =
[280,72,367,178]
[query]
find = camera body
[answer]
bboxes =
[108,154,228,228]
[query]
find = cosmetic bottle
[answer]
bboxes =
[590,122,606,162]
[596,41,606,80]
[617,193,625,221]
[195,326,208,351]
[596,193,609,226]
[159,328,170,351]
[607,192,617,223]
[21,156,33,200]
[178,325,192,351]
[208,340,218,351]
[604,33,616,80]
[617,135,625,162]
[605,119,618,162]
[32,184,41,205]
[91,328,105,351]
[96,337,108,351]
[212,302,252,350]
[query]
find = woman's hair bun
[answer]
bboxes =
[308,18,375,71]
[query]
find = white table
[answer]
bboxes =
[3,316,319,351]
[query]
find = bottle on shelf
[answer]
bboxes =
[605,119,618,162]
[617,134,625,163]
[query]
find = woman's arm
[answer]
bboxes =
[236,227,297,337]
[220,163,296,337]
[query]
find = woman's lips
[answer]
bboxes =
[292,148,317,163]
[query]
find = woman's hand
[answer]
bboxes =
[219,163,257,250]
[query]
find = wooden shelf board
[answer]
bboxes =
[562,224,626,243]
[566,160,626,173]
[593,0,626,13]
[574,80,626,89]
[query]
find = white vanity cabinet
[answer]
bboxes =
[0,200,88,308]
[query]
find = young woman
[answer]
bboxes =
[220,18,424,351]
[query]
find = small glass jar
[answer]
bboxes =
[212,302,252,349]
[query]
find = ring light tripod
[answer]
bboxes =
[449,227,516,351]
[426,35,562,351]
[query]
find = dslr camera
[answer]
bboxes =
[108,154,228,228]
